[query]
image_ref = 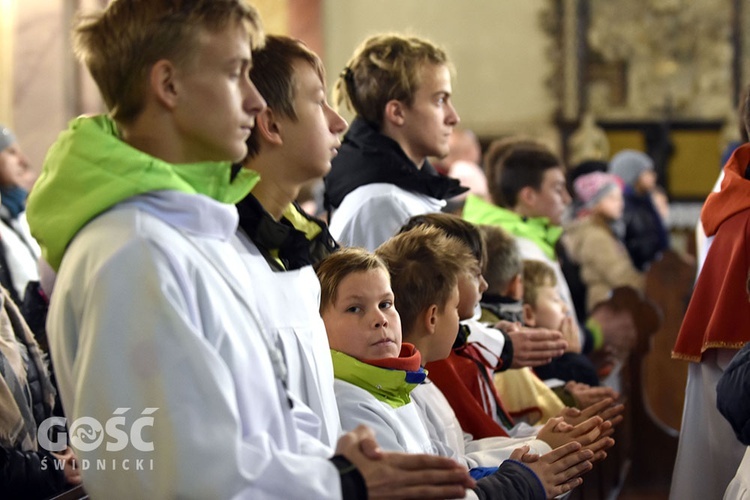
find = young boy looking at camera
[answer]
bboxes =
[317,241,597,500]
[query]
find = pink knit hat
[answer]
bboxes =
[573,171,621,208]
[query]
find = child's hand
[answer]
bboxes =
[536,415,607,454]
[510,442,594,498]
[564,381,619,409]
[559,397,625,441]
[559,316,581,354]
[499,325,567,368]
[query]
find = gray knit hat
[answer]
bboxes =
[609,149,654,187]
[0,125,16,152]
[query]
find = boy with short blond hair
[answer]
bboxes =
[522,260,619,408]
[318,242,598,499]
[325,34,466,250]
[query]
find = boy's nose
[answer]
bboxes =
[372,311,388,329]
[244,79,267,118]
[479,275,489,294]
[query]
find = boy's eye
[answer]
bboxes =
[379,301,393,310]
[345,306,361,313]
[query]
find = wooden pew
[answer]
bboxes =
[571,286,663,499]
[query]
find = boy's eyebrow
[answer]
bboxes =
[338,292,394,302]
[226,56,251,66]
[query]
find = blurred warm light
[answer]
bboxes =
[0,0,15,126]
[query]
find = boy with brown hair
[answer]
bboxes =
[464,137,631,385]
[399,214,565,438]
[324,33,466,250]
[317,238,599,499]
[398,215,620,441]
[25,2,473,498]
[235,34,346,449]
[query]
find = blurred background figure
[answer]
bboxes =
[609,149,669,272]
[0,126,41,305]
[437,128,490,214]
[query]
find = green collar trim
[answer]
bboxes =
[462,195,562,259]
[283,203,322,241]
[27,115,260,271]
[331,350,422,409]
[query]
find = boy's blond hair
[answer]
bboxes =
[74,0,263,125]
[315,247,389,313]
[333,33,451,127]
[245,35,326,159]
[480,224,521,296]
[376,226,473,336]
[522,259,558,307]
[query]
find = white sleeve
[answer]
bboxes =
[411,381,550,469]
[464,436,552,466]
[463,319,506,366]
[50,238,342,500]
[333,194,412,250]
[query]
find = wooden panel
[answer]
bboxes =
[606,130,646,158]
[643,249,693,432]
[668,130,723,199]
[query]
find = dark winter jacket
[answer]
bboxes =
[717,342,750,445]
[323,117,465,211]
[620,187,668,272]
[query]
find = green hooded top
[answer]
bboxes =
[26,115,259,271]
[331,348,426,409]
[462,194,563,260]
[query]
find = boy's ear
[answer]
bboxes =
[517,186,538,210]
[522,303,536,326]
[423,304,439,335]
[150,60,179,109]
[253,108,283,147]
[383,99,407,127]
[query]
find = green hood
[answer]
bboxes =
[462,194,562,260]
[27,115,260,271]
[331,350,425,409]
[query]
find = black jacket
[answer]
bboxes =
[621,188,668,271]
[236,195,338,271]
[323,117,465,212]
[717,342,750,445]
[474,459,546,499]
